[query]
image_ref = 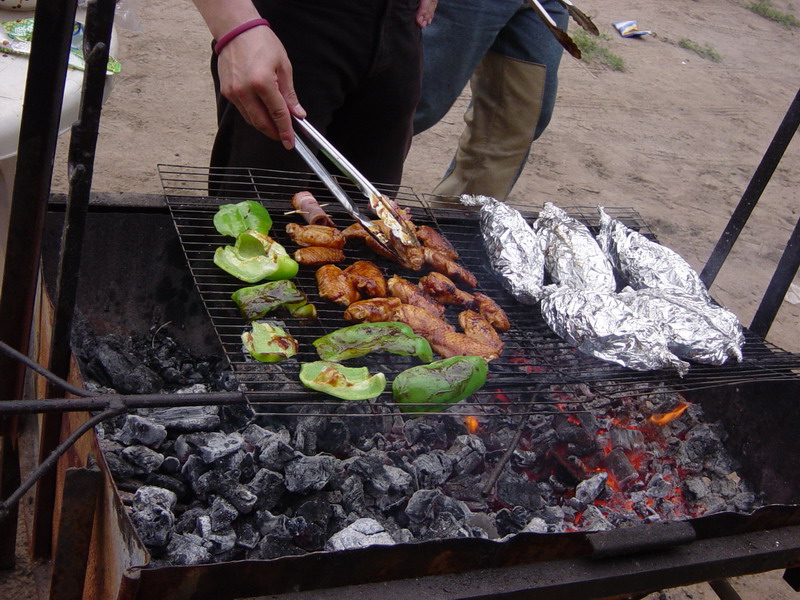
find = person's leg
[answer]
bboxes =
[413,0,521,135]
[324,0,422,188]
[432,1,568,200]
[491,0,568,139]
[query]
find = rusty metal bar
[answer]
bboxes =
[700,87,800,288]
[0,0,80,567]
[48,466,103,600]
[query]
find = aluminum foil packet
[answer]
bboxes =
[533,203,616,292]
[459,195,545,304]
[618,287,744,365]
[597,206,711,302]
[541,286,690,375]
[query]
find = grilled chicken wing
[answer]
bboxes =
[473,292,510,331]
[316,264,360,306]
[423,248,478,288]
[343,297,403,322]
[429,329,500,361]
[344,260,387,298]
[286,223,345,249]
[387,275,446,318]
[393,303,455,338]
[418,272,476,309]
[294,246,345,266]
[458,309,504,354]
[416,225,458,260]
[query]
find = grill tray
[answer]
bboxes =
[161,165,800,416]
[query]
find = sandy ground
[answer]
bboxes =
[3,0,800,597]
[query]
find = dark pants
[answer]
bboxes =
[210,0,422,193]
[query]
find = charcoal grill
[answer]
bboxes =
[161,164,800,420]
[2,0,800,594]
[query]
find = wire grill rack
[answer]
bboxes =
[160,165,800,418]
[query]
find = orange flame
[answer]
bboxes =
[465,416,479,435]
[648,402,690,426]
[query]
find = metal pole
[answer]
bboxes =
[0,0,79,568]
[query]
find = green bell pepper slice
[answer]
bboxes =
[241,321,299,363]
[213,201,273,237]
[392,355,488,414]
[232,279,315,321]
[313,322,433,363]
[299,361,387,400]
[214,230,299,283]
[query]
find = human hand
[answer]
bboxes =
[216,26,306,150]
[416,0,437,28]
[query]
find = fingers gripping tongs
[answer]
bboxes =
[292,116,420,259]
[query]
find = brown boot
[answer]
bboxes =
[432,51,546,202]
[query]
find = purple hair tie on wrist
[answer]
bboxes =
[214,18,271,55]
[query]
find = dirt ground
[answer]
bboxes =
[3,0,800,597]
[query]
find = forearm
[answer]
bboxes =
[191,0,263,40]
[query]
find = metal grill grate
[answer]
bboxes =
[160,165,800,417]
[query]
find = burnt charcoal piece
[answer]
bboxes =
[575,471,609,506]
[347,455,398,498]
[405,489,469,527]
[403,419,447,448]
[145,473,189,502]
[316,419,350,455]
[117,415,168,449]
[446,435,486,476]
[196,515,237,554]
[221,484,259,515]
[142,406,221,433]
[340,475,365,513]
[175,505,209,534]
[326,518,396,551]
[256,435,299,473]
[87,341,165,394]
[495,506,531,536]
[121,445,165,474]
[233,519,261,550]
[553,415,595,452]
[412,451,454,488]
[254,511,308,559]
[579,505,613,531]
[161,456,181,474]
[247,468,286,511]
[645,474,673,499]
[104,451,136,481]
[210,497,239,532]
[606,447,639,490]
[181,455,208,497]
[130,486,177,548]
[185,432,245,464]
[284,456,338,494]
[163,533,211,566]
[495,471,544,511]
[610,427,645,452]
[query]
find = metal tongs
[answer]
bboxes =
[292,116,420,259]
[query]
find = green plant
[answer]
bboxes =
[572,30,627,72]
[745,0,800,27]
[677,38,722,62]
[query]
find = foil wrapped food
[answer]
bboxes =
[533,202,616,292]
[459,195,545,303]
[597,206,711,301]
[618,287,744,365]
[541,286,690,375]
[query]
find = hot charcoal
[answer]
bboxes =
[78,319,767,566]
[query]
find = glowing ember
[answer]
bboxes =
[464,416,479,435]
[648,402,691,426]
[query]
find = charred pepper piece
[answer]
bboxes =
[241,321,299,363]
[392,355,488,414]
[299,361,387,400]
[313,322,433,363]
[213,201,273,237]
[214,230,299,283]
[231,279,316,321]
